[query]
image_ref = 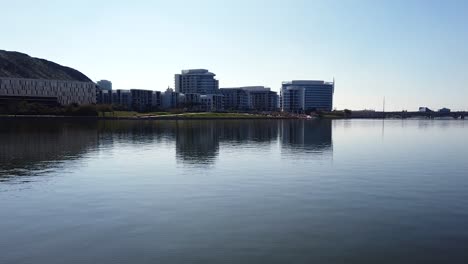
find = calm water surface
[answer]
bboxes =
[0,119,467,263]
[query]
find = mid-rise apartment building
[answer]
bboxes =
[112,89,132,109]
[242,86,278,111]
[200,94,224,112]
[175,69,219,95]
[220,86,278,111]
[220,88,251,110]
[97,89,112,104]
[131,89,153,112]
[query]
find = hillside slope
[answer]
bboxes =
[0,50,92,82]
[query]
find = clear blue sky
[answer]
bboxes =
[2,0,467,111]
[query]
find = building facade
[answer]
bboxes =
[97,88,160,111]
[112,89,132,109]
[220,88,251,110]
[182,93,202,111]
[242,86,278,111]
[97,89,112,104]
[161,88,181,109]
[281,80,334,113]
[175,69,219,95]
[0,77,96,105]
[130,89,153,112]
[220,86,278,111]
[200,94,224,112]
[152,91,162,110]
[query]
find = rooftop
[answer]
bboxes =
[220,86,271,91]
[180,69,215,76]
[282,80,332,85]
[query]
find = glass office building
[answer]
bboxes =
[281,80,334,113]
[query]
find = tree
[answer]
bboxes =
[17,101,30,114]
[97,104,114,117]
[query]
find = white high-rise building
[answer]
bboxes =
[175,69,219,95]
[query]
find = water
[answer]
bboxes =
[0,119,467,263]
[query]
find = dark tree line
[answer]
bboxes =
[0,101,100,116]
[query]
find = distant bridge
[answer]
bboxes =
[350,111,467,119]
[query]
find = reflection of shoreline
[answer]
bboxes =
[0,120,99,179]
[0,115,301,121]
[0,120,334,180]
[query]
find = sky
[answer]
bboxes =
[1,0,468,111]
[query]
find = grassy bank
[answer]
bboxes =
[99,111,172,118]
[1,111,348,120]
[99,111,273,119]
[1,102,349,120]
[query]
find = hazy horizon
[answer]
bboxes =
[2,0,467,111]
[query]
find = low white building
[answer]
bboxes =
[419,107,432,113]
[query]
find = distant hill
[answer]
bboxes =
[0,50,92,82]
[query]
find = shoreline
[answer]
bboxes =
[1,115,464,121]
[0,114,305,121]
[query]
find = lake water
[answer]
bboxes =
[0,119,467,263]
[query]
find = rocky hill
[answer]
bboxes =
[0,50,92,82]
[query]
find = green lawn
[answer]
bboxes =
[178,112,265,118]
[99,111,172,117]
[99,111,268,119]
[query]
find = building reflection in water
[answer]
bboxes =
[170,120,332,165]
[173,120,283,166]
[0,119,99,180]
[95,120,178,147]
[175,121,219,166]
[280,120,333,157]
[218,120,279,143]
[0,119,333,180]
